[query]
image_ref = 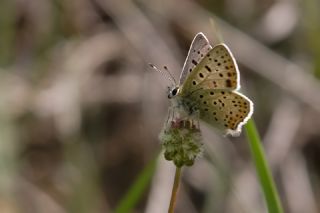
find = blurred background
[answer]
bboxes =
[1,0,320,212]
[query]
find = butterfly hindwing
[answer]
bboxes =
[187,89,253,135]
[179,33,212,85]
[180,44,239,96]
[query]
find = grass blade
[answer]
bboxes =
[114,152,158,213]
[244,119,284,213]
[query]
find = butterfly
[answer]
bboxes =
[152,33,253,136]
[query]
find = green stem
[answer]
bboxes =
[168,166,182,213]
[245,119,284,213]
[114,153,158,213]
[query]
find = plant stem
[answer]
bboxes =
[114,152,159,213]
[168,166,182,213]
[245,119,283,213]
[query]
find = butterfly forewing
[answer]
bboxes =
[187,89,253,135]
[180,44,239,95]
[179,33,212,85]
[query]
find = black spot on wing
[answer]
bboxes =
[226,79,232,87]
[192,60,198,65]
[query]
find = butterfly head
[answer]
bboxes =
[168,86,180,99]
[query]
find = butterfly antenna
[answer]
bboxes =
[163,66,177,85]
[148,63,177,86]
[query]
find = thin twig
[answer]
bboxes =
[168,166,182,213]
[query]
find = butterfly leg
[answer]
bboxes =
[165,106,173,128]
[166,105,181,128]
[185,103,200,130]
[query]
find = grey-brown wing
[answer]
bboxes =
[179,32,212,85]
[187,89,253,136]
[179,44,240,96]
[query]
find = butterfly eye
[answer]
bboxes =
[172,88,178,96]
[168,87,179,99]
